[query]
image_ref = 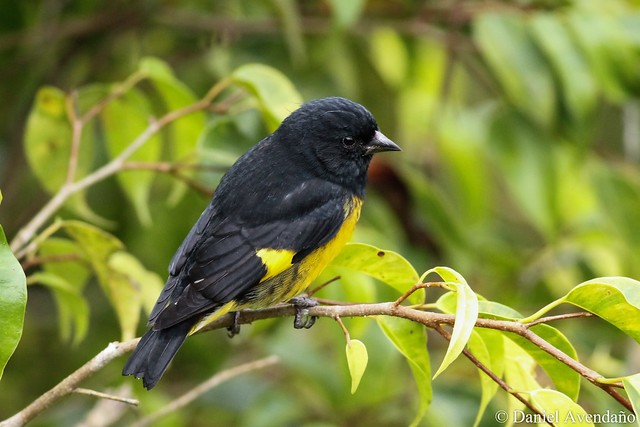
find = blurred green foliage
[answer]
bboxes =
[2,0,640,425]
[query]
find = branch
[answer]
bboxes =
[1,302,632,426]
[0,339,139,427]
[433,325,555,426]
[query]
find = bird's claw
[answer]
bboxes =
[289,296,318,329]
[226,311,241,337]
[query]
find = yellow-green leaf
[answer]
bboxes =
[529,389,594,427]
[28,271,89,345]
[622,373,640,425]
[563,276,640,343]
[231,64,303,131]
[330,243,422,304]
[108,251,164,315]
[24,86,95,194]
[345,339,368,394]
[62,221,141,340]
[503,337,541,414]
[0,225,26,380]
[377,316,431,427]
[468,329,504,427]
[428,266,478,378]
[36,237,91,344]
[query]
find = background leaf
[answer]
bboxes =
[101,88,161,226]
[474,13,556,128]
[231,63,303,131]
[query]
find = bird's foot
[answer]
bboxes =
[289,296,319,329]
[226,311,241,337]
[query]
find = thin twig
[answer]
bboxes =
[129,356,279,427]
[21,253,84,272]
[64,91,82,186]
[334,315,350,342]
[524,312,594,328]
[393,282,444,307]
[72,388,138,406]
[307,276,340,297]
[121,161,215,197]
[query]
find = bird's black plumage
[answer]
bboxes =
[122,97,400,389]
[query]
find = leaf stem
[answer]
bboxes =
[518,297,567,324]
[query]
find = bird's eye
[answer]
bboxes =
[342,136,356,148]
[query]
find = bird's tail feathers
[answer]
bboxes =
[122,320,193,389]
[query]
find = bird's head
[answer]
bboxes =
[276,97,401,192]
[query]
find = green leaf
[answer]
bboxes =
[24,87,95,193]
[622,373,640,424]
[503,337,541,413]
[330,243,421,304]
[468,329,504,427]
[140,57,206,205]
[529,13,598,122]
[345,339,368,394]
[370,27,408,88]
[376,316,431,427]
[28,271,89,345]
[562,276,640,342]
[427,266,478,378]
[231,64,303,131]
[529,389,594,427]
[474,13,556,128]
[0,189,3,205]
[101,88,161,226]
[326,0,365,28]
[62,220,141,340]
[0,224,27,380]
[24,86,72,194]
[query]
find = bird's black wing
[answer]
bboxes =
[149,179,348,330]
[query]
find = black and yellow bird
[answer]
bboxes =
[122,97,400,389]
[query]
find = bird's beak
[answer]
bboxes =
[365,130,401,155]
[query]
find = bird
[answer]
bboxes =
[122,96,401,389]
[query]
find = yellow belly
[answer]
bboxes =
[247,196,362,307]
[190,196,362,334]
